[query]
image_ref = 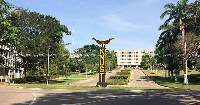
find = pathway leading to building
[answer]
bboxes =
[69,69,122,86]
[129,69,164,88]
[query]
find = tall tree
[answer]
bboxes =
[9,8,71,80]
[160,0,190,84]
[76,44,99,73]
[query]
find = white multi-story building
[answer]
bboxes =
[0,41,24,82]
[113,50,154,68]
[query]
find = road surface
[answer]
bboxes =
[129,69,164,87]
[0,86,199,105]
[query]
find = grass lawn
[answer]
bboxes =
[11,84,170,90]
[142,70,200,90]
[50,72,98,85]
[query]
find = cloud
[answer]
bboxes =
[100,15,155,32]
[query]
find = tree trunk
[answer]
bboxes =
[184,42,188,85]
[156,69,158,74]
[153,64,154,72]
[175,73,178,82]
[171,70,174,80]
[165,69,166,78]
[180,17,188,85]
[184,47,188,85]
[168,69,170,78]
[180,17,185,45]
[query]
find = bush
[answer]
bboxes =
[109,75,129,79]
[107,79,129,85]
[12,78,25,84]
[26,76,45,82]
[87,72,97,75]
[116,70,131,75]
[107,69,131,85]
[124,68,132,70]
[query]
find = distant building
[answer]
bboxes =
[0,41,24,82]
[113,50,154,68]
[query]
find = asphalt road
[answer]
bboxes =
[0,86,200,105]
[129,69,164,87]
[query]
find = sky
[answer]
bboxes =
[6,0,195,53]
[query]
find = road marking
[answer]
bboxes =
[29,93,37,105]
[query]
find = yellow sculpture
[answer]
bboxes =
[92,37,115,87]
[92,37,115,44]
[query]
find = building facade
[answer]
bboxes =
[0,41,24,82]
[113,50,154,68]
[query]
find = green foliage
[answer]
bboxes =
[106,50,118,70]
[116,70,131,75]
[107,69,131,85]
[0,0,72,81]
[75,44,117,73]
[0,0,18,44]
[109,75,129,79]
[107,79,129,85]
[12,78,25,84]
[26,76,45,82]
[140,54,151,70]
[156,0,200,81]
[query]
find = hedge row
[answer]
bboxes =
[115,70,131,75]
[12,76,46,84]
[107,69,132,85]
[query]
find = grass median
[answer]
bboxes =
[11,84,171,90]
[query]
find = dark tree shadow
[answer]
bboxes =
[12,89,200,105]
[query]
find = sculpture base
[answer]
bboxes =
[96,82,107,87]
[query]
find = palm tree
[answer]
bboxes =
[160,0,189,84]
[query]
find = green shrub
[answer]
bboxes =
[12,78,25,83]
[26,76,45,82]
[107,69,131,85]
[87,72,97,75]
[124,68,132,70]
[107,79,129,85]
[109,75,129,79]
[116,70,131,75]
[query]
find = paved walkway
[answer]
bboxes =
[70,69,122,86]
[129,69,164,88]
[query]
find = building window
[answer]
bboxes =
[136,58,138,60]
[136,52,138,54]
[136,55,138,57]
[128,58,131,60]
[128,55,131,57]
[122,52,126,54]
[122,55,126,57]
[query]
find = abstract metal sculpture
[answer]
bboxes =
[92,37,115,87]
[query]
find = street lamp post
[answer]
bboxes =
[47,47,49,85]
